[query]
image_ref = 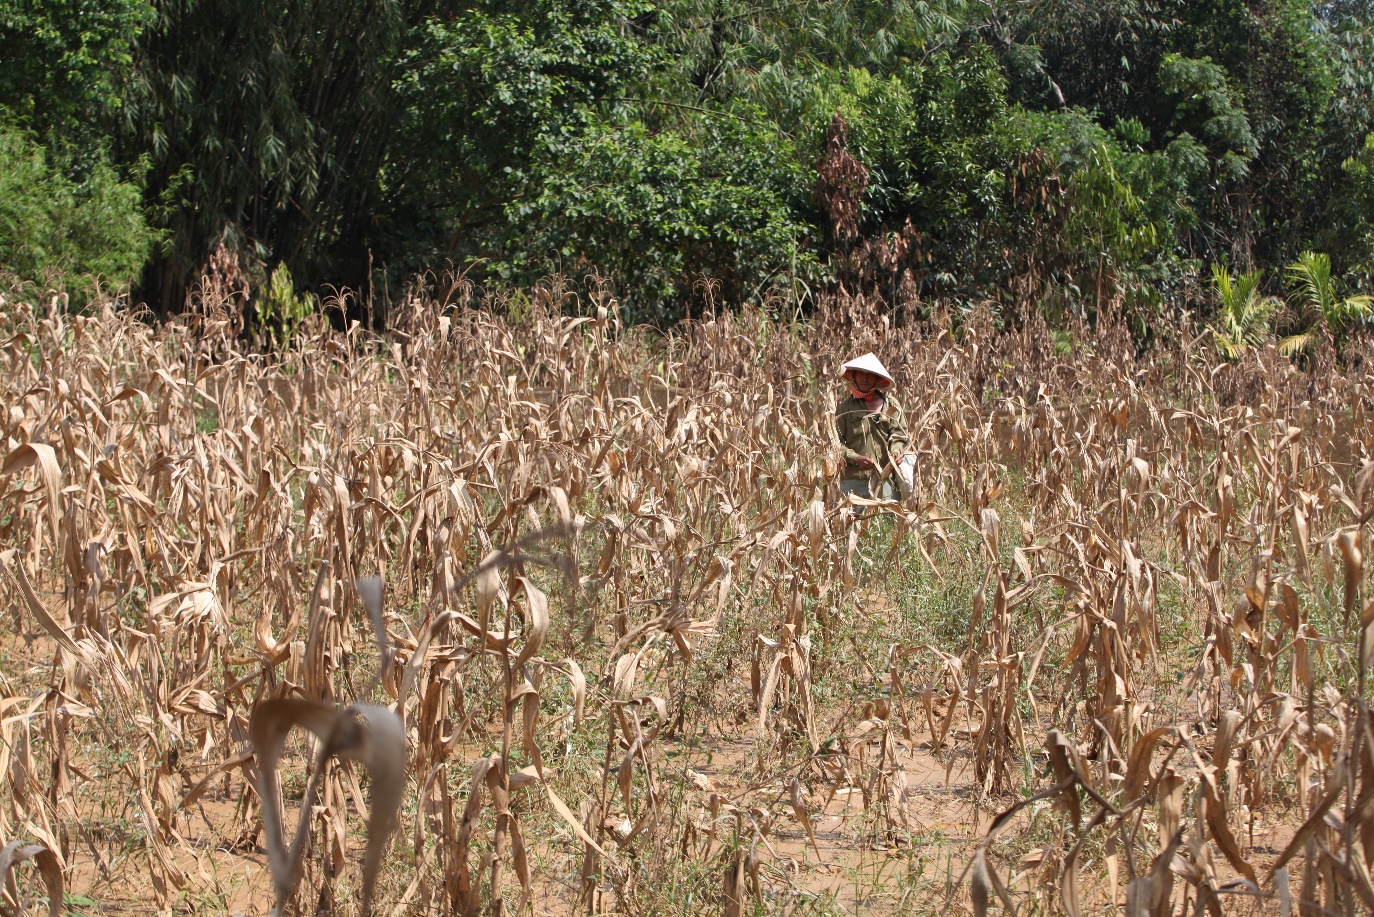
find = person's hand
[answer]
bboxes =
[853,455,877,470]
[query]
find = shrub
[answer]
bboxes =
[0,121,155,298]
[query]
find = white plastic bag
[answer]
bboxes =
[897,454,915,498]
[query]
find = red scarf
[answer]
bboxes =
[849,380,885,411]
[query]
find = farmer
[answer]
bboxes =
[836,353,914,502]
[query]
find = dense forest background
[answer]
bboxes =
[2,0,1373,333]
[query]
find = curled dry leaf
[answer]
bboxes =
[1338,529,1362,624]
[560,658,587,727]
[1,443,63,546]
[0,840,62,917]
[1123,727,1172,803]
[514,577,549,670]
[1046,729,1081,829]
[355,576,391,675]
[249,698,405,916]
[788,776,820,860]
[970,850,991,917]
[2,556,89,663]
[475,551,502,638]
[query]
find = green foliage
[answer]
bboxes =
[0,120,154,296]
[1336,134,1374,290]
[256,262,316,349]
[1278,251,1372,353]
[1002,0,1336,271]
[782,48,1022,297]
[0,0,156,300]
[1321,5,1374,159]
[1209,265,1275,359]
[652,0,975,104]
[1353,134,1374,210]
[962,106,1206,324]
[506,116,815,322]
[378,0,655,282]
[999,0,1175,114]
[876,48,1013,234]
[4,0,1373,339]
[125,0,416,309]
[1156,54,1253,176]
[0,0,153,145]
[1065,142,1179,267]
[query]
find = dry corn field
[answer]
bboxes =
[2,282,1374,917]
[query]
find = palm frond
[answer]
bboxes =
[1209,264,1273,357]
[1330,294,1373,323]
[1277,332,1316,356]
[1286,251,1335,317]
[1284,251,1371,346]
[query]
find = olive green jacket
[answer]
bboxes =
[836,393,911,480]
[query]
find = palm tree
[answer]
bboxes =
[1209,264,1276,358]
[1278,251,1373,355]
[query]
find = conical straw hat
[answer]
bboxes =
[841,353,893,385]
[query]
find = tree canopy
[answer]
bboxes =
[1,0,1372,328]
